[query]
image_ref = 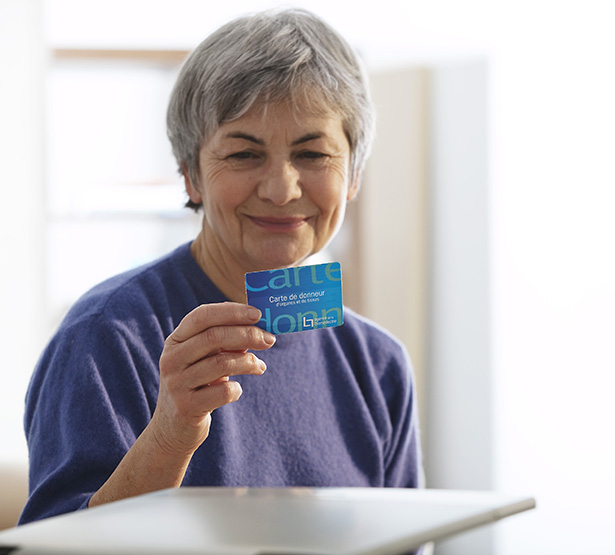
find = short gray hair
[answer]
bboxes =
[166,8,375,210]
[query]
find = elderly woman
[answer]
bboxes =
[20,9,422,524]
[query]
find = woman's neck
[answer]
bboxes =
[190,232,247,303]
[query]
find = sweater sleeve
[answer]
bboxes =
[382,345,423,489]
[339,311,423,490]
[19,315,160,524]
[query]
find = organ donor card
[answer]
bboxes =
[245,262,343,335]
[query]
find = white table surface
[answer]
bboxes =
[0,487,535,554]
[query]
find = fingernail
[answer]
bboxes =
[264,333,276,346]
[247,306,261,321]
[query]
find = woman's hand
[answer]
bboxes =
[89,302,274,508]
[152,302,275,457]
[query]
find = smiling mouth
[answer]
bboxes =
[247,216,309,232]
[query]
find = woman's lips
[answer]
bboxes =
[247,216,309,232]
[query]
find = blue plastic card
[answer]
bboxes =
[245,262,343,335]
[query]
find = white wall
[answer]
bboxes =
[489,3,615,553]
[426,61,493,555]
[0,0,46,464]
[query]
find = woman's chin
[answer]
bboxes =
[246,244,315,271]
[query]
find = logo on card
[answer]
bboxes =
[245,262,344,335]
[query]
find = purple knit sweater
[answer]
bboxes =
[20,243,421,524]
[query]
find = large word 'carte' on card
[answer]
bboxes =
[245,262,343,335]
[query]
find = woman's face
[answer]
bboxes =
[187,101,357,275]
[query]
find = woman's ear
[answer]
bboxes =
[182,163,203,205]
[347,173,360,202]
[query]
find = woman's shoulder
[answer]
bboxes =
[310,306,415,395]
[340,306,407,353]
[321,306,413,377]
[58,242,207,332]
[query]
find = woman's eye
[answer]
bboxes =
[227,151,257,160]
[297,151,328,161]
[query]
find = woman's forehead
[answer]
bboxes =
[215,100,345,140]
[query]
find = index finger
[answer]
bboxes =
[169,302,262,344]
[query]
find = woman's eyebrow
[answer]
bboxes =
[224,131,324,146]
[224,132,265,145]
[292,133,323,146]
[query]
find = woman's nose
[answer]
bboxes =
[256,160,302,205]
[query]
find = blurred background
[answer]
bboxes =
[1,0,614,553]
